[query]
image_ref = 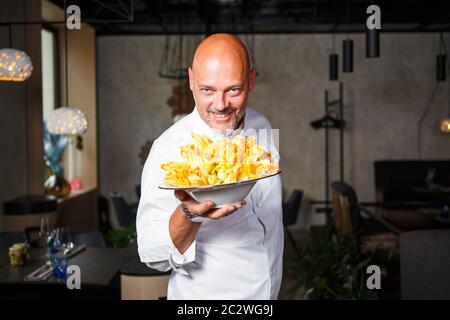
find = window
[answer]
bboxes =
[41,27,59,121]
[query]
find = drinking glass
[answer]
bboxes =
[39,217,49,248]
[50,252,68,279]
[39,218,50,259]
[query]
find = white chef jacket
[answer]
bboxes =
[136,106,284,300]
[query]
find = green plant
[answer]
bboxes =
[289,226,400,300]
[106,224,137,248]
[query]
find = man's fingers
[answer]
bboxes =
[175,191,245,218]
[175,190,216,215]
[194,201,215,215]
[207,205,238,219]
[206,201,246,219]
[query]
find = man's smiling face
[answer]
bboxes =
[189,34,256,133]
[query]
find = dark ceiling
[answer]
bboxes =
[50,0,450,35]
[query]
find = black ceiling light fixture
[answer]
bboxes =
[330,53,338,81]
[329,0,338,81]
[436,51,446,82]
[343,39,353,72]
[366,28,379,58]
[329,34,338,81]
[342,0,353,73]
[436,0,447,82]
[436,30,447,82]
[365,3,380,58]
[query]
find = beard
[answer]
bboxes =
[205,106,246,131]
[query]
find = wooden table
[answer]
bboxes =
[380,208,450,231]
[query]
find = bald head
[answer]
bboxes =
[192,34,251,78]
[188,33,256,133]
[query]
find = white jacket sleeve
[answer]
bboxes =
[136,138,197,276]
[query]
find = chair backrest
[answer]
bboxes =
[331,181,361,236]
[282,190,303,226]
[110,192,134,228]
[400,230,450,299]
[71,231,107,248]
[0,232,27,248]
[98,194,112,235]
[135,184,141,200]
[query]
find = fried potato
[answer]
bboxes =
[161,133,279,187]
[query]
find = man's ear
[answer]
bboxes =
[188,67,194,91]
[248,68,257,92]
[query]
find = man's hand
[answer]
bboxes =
[169,190,246,254]
[174,190,246,219]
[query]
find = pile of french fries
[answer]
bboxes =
[161,133,279,187]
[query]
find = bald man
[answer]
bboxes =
[137,34,284,299]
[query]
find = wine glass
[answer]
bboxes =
[39,218,50,258]
[58,227,74,255]
[64,227,74,254]
[49,228,64,254]
[39,217,49,248]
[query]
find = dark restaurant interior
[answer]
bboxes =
[0,0,450,301]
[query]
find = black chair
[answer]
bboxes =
[71,231,107,248]
[135,184,141,200]
[282,189,303,252]
[110,192,138,228]
[331,181,401,253]
[98,194,112,236]
[0,232,27,248]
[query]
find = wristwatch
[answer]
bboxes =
[180,203,208,223]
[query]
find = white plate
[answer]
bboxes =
[159,170,281,208]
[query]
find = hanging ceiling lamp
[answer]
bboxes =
[328,3,338,81]
[366,28,379,58]
[47,107,88,135]
[0,26,33,81]
[330,53,338,81]
[329,34,338,81]
[158,8,201,125]
[365,4,380,58]
[437,33,447,82]
[158,6,201,80]
[47,0,87,135]
[342,0,353,73]
[158,34,201,79]
[343,40,353,73]
[440,118,450,133]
